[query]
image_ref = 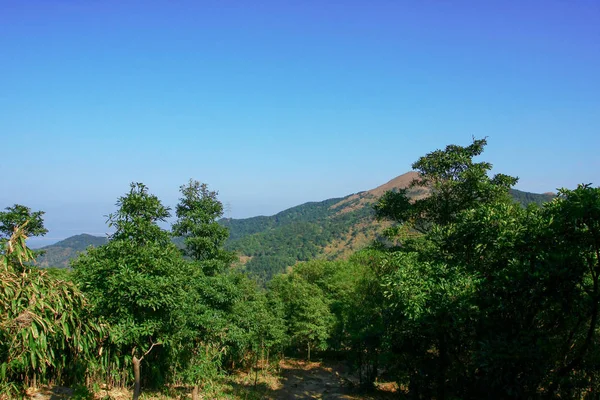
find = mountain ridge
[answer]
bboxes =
[35,172,555,276]
[36,233,108,268]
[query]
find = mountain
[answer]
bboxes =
[34,173,555,276]
[510,188,555,207]
[223,173,554,281]
[35,233,108,268]
[220,173,418,281]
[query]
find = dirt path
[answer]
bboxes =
[27,359,397,399]
[271,359,396,400]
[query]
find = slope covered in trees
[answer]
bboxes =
[36,233,108,268]
[34,178,555,280]
[224,174,554,282]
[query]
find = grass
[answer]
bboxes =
[22,359,399,399]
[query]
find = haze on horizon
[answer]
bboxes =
[1,0,599,247]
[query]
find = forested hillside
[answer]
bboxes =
[36,233,108,268]
[510,188,555,206]
[35,175,554,279]
[224,173,554,282]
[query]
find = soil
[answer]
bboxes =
[272,361,393,400]
[26,359,397,399]
[245,359,398,400]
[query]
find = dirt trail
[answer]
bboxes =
[273,359,396,400]
[26,359,396,399]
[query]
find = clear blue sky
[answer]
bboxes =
[1,0,599,247]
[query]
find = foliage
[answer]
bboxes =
[171,269,286,388]
[0,217,104,393]
[0,205,48,271]
[2,140,583,399]
[357,139,600,398]
[169,180,286,390]
[73,183,191,391]
[0,204,47,240]
[267,258,375,365]
[375,137,518,232]
[71,181,288,397]
[173,180,234,275]
[269,270,334,360]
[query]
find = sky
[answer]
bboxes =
[1,0,599,247]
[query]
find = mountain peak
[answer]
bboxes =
[366,171,420,197]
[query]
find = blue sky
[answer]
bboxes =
[1,0,599,247]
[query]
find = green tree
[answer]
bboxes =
[369,139,530,398]
[171,266,286,399]
[73,183,190,400]
[427,186,600,398]
[0,205,48,269]
[167,180,286,399]
[0,204,47,240]
[270,273,334,361]
[1,218,103,396]
[375,138,517,233]
[371,138,600,397]
[172,179,234,275]
[538,185,600,397]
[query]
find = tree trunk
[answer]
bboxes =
[307,342,311,362]
[370,351,379,388]
[254,351,259,388]
[437,333,447,400]
[132,355,141,400]
[261,338,264,369]
[546,274,600,398]
[191,385,199,400]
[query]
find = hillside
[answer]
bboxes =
[35,233,108,268]
[34,173,554,275]
[510,188,555,206]
[224,172,554,281]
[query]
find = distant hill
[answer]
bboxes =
[35,233,108,268]
[34,173,555,276]
[510,188,555,207]
[223,173,554,282]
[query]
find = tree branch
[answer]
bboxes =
[139,340,161,362]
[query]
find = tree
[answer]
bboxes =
[172,179,234,275]
[0,204,47,240]
[371,138,600,397]
[425,185,600,398]
[541,185,600,396]
[73,183,190,400]
[0,205,48,269]
[1,217,103,396]
[270,273,334,361]
[369,139,529,398]
[375,138,517,233]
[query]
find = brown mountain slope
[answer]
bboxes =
[367,171,420,198]
[331,171,422,216]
